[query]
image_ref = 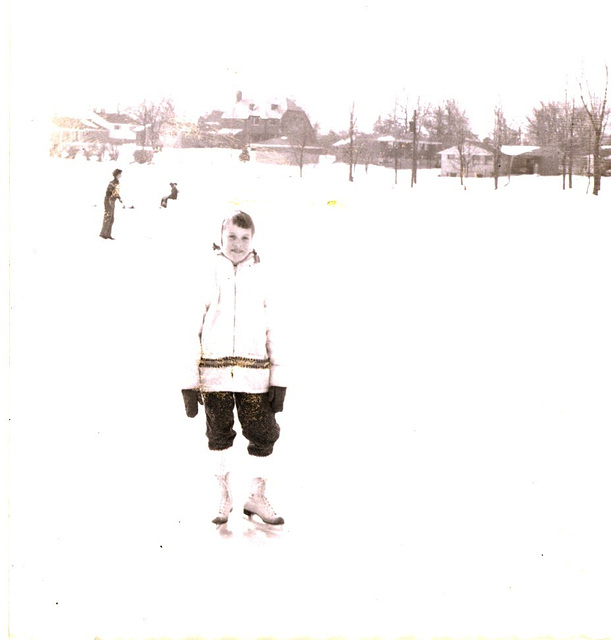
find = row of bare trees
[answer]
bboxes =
[523,69,609,194]
[122,66,608,194]
[344,65,609,194]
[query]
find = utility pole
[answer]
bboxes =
[410,109,418,187]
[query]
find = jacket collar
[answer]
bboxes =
[212,244,260,266]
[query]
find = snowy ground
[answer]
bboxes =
[7,147,611,640]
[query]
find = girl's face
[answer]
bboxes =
[221,221,253,265]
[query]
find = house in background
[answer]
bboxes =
[201,92,317,148]
[50,110,146,158]
[438,142,496,177]
[90,111,141,144]
[377,134,442,169]
[438,142,565,178]
[500,145,560,176]
[563,143,611,177]
[330,134,378,167]
[50,116,107,151]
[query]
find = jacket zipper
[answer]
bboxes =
[231,264,238,377]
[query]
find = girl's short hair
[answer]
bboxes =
[222,210,255,235]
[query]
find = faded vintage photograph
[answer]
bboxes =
[3,1,611,639]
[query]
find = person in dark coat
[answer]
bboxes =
[160,182,178,208]
[100,168,123,240]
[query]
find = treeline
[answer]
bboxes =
[328,66,609,194]
[118,66,609,194]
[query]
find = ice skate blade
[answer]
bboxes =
[212,508,233,525]
[243,508,284,526]
[242,514,283,540]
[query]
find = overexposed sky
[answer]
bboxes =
[8,0,611,136]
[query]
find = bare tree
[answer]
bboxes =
[562,93,573,189]
[130,97,176,149]
[492,105,505,190]
[289,121,318,178]
[390,100,401,184]
[379,95,427,185]
[423,99,474,184]
[445,99,471,186]
[426,105,448,146]
[373,113,398,174]
[490,104,521,189]
[525,98,591,188]
[556,90,590,190]
[410,107,418,187]
[358,135,378,174]
[579,64,609,196]
[396,96,423,187]
[560,93,589,190]
[526,101,563,146]
[293,138,307,178]
[348,103,357,182]
[378,97,407,185]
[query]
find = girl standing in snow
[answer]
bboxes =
[181,210,287,526]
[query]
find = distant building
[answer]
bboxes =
[376,134,442,169]
[50,110,145,158]
[50,116,106,150]
[438,142,496,177]
[330,133,442,169]
[500,145,561,176]
[90,111,141,144]
[199,92,316,147]
[438,143,563,177]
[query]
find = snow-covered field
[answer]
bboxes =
[7,147,611,640]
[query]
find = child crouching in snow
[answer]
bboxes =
[181,210,287,526]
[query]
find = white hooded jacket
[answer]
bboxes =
[185,248,286,393]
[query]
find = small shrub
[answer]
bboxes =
[134,149,154,164]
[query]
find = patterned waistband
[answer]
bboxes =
[200,356,271,370]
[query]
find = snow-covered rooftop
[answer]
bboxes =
[222,97,288,121]
[52,116,103,130]
[501,145,541,156]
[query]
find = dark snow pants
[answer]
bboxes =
[203,391,280,456]
[100,201,115,237]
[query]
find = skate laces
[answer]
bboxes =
[252,492,277,516]
[216,476,232,514]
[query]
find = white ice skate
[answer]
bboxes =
[212,472,233,525]
[243,477,284,525]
